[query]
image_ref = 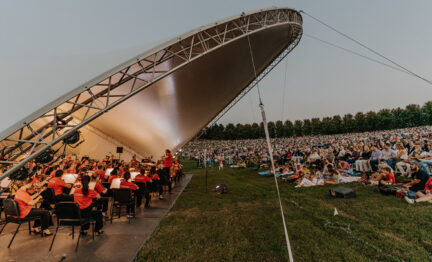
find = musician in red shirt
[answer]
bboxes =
[49,165,60,178]
[14,182,52,235]
[120,172,138,217]
[96,165,105,182]
[162,149,173,194]
[89,172,108,215]
[108,168,119,184]
[134,169,151,208]
[72,175,104,235]
[48,170,72,202]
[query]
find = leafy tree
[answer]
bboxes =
[364,111,378,131]
[302,119,312,136]
[311,118,322,135]
[275,120,284,138]
[422,101,432,125]
[267,121,276,138]
[354,112,366,132]
[294,120,303,136]
[404,104,424,127]
[199,101,432,139]
[331,115,343,134]
[342,114,354,133]
[284,120,294,137]
[376,109,393,130]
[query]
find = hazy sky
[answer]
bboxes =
[1,0,432,133]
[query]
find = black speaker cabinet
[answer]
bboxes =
[116,147,123,154]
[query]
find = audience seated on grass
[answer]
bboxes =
[183,126,432,203]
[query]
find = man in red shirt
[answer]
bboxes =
[163,149,173,194]
[48,170,72,202]
[96,165,105,182]
[49,165,60,178]
[380,168,396,185]
[108,168,119,184]
[134,170,151,208]
[14,182,52,235]
[120,172,138,217]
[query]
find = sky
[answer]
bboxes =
[1,0,432,132]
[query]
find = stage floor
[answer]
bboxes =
[0,174,192,262]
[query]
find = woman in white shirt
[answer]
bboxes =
[395,143,410,176]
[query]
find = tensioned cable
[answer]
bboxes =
[303,33,414,76]
[245,31,294,261]
[300,10,432,86]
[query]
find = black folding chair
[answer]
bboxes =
[101,182,112,197]
[49,202,94,252]
[0,199,41,248]
[40,187,56,209]
[135,182,150,207]
[110,188,134,224]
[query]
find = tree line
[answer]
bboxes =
[200,102,432,140]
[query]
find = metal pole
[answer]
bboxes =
[204,149,208,193]
[260,102,294,262]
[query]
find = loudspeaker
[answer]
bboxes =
[63,131,80,144]
[35,149,55,164]
[116,147,123,154]
[9,167,29,180]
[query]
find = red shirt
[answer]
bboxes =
[151,174,160,181]
[164,153,173,168]
[73,188,98,209]
[120,181,138,191]
[48,177,68,195]
[134,175,151,184]
[424,177,432,191]
[384,172,396,184]
[14,189,33,218]
[94,182,105,194]
[97,170,105,182]
[31,176,40,187]
[108,175,118,184]
[50,170,57,178]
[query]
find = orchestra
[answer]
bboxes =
[0,149,184,244]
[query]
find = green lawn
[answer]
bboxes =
[137,161,432,261]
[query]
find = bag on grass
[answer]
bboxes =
[215,184,228,194]
[283,177,297,183]
[329,186,356,198]
[378,185,399,196]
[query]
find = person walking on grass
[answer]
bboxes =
[218,155,224,171]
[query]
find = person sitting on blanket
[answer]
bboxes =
[405,175,432,204]
[324,164,340,184]
[337,160,351,172]
[368,166,387,185]
[375,167,396,186]
[403,162,430,198]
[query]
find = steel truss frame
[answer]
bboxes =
[0,7,302,180]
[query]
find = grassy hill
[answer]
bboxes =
[137,161,432,261]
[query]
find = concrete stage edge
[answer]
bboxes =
[0,174,192,262]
